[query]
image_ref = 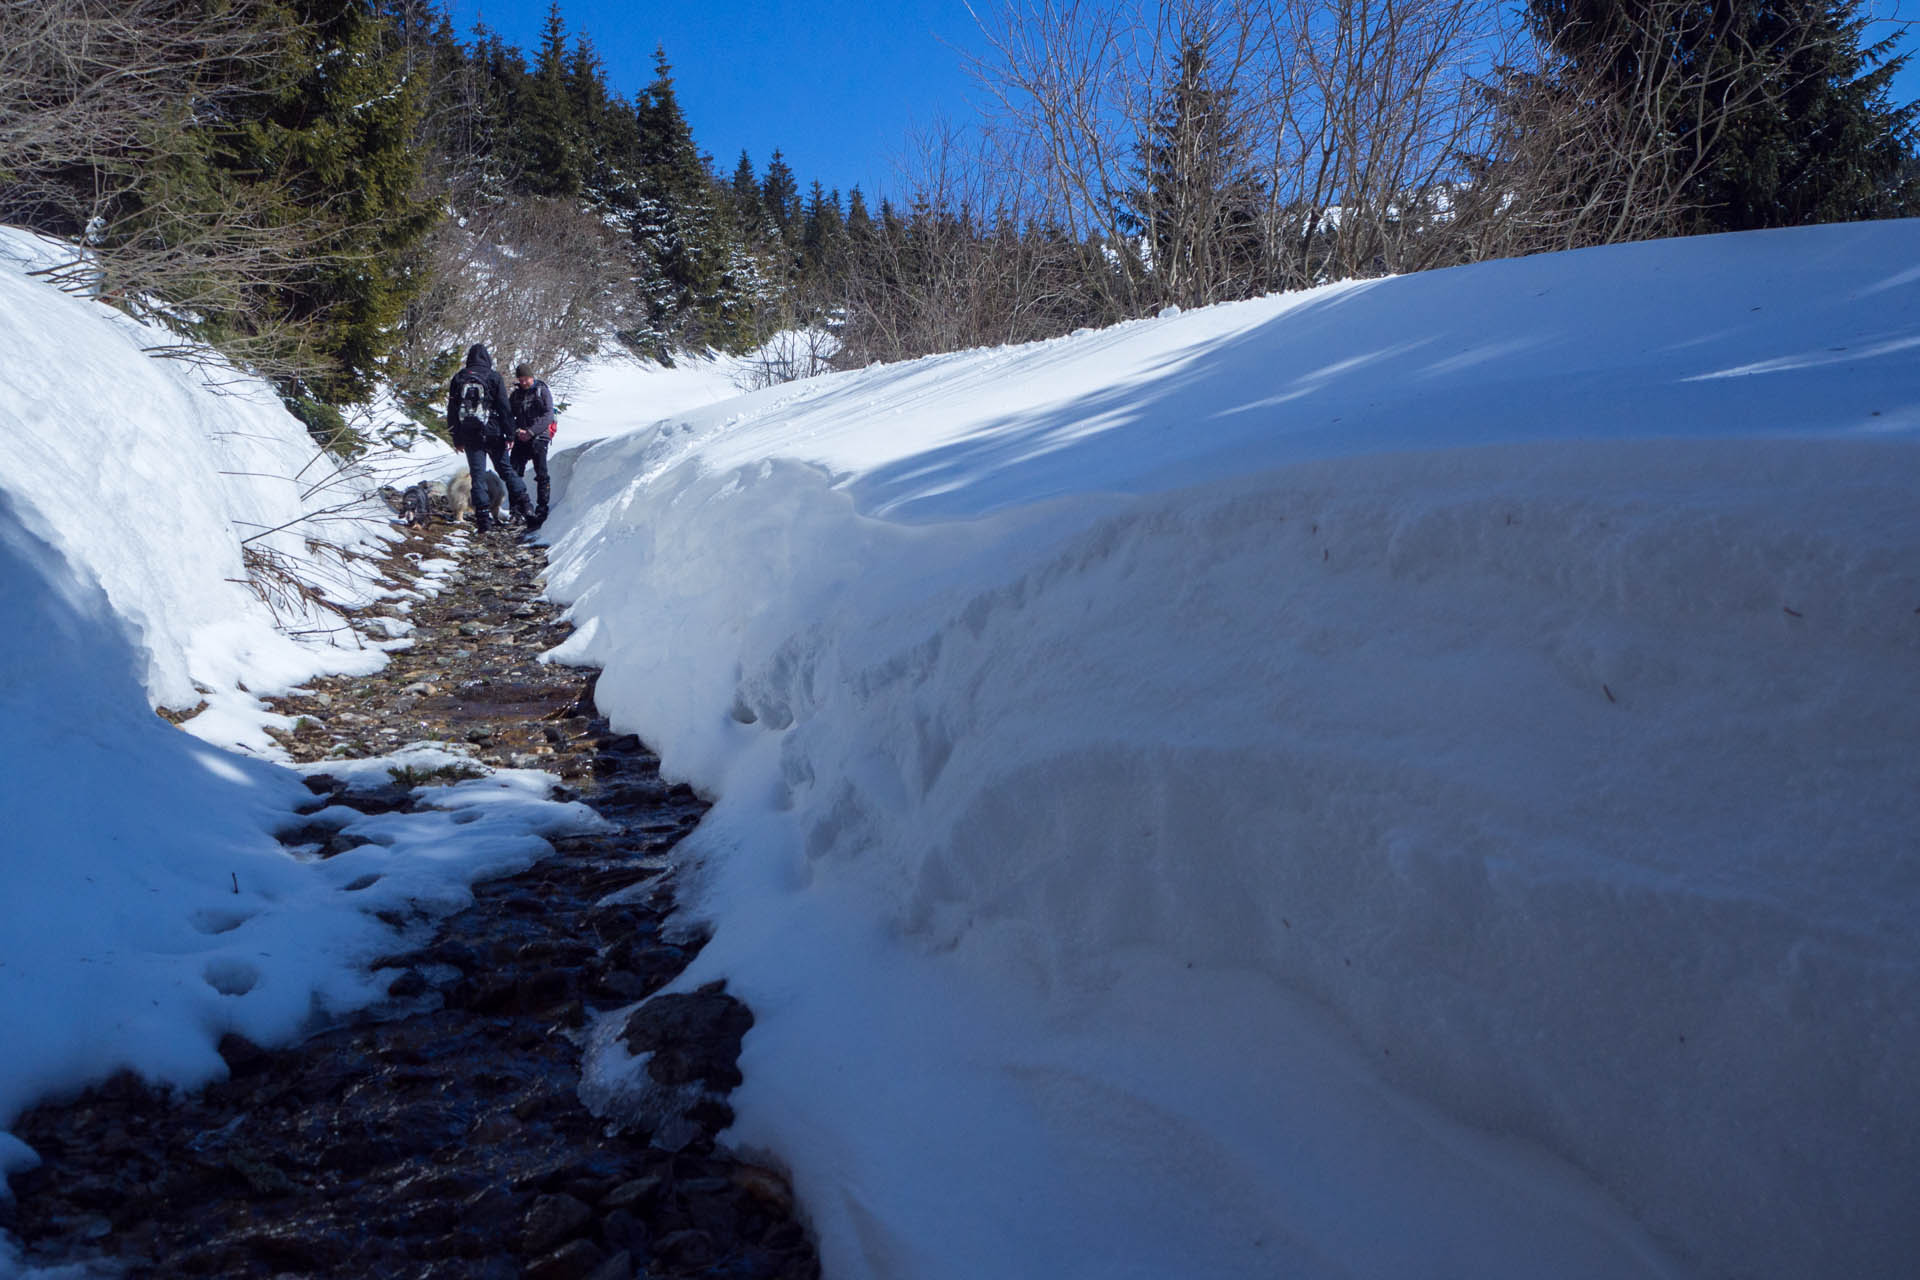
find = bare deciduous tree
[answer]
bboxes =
[964,0,1514,307]
[834,122,1109,366]
[1471,0,1870,254]
[396,197,626,396]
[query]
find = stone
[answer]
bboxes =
[600,1173,667,1211]
[733,1164,796,1213]
[619,989,754,1091]
[520,1193,593,1255]
[217,1033,272,1079]
[526,1238,609,1280]
[653,1228,717,1269]
[583,1248,634,1280]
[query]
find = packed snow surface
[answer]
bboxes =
[545,222,1920,1280]
[549,348,761,446]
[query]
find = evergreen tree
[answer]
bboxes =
[1118,36,1266,307]
[630,47,753,351]
[225,0,435,397]
[567,34,639,210]
[513,4,586,198]
[846,186,873,242]
[801,181,845,276]
[761,150,802,238]
[464,25,528,190]
[1523,0,1918,232]
[730,150,766,242]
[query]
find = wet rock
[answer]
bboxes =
[601,1172,667,1211]
[521,1193,594,1255]
[583,1247,634,1280]
[528,1237,608,1280]
[217,1033,272,1079]
[734,1164,797,1213]
[333,781,415,815]
[620,986,754,1090]
[654,1227,717,1269]
[235,1225,349,1269]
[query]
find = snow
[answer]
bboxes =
[0,229,604,1277]
[548,347,759,446]
[543,221,1920,1280]
[3,205,1916,1280]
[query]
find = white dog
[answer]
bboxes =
[448,471,507,526]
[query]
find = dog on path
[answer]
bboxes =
[448,471,507,527]
[400,481,436,528]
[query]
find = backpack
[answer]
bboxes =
[454,370,493,436]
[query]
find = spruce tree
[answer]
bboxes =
[225,0,435,398]
[1523,0,1918,233]
[514,4,586,198]
[846,187,873,241]
[761,150,801,238]
[631,46,752,352]
[1119,36,1265,307]
[566,35,637,210]
[801,181,846,277]
[731,150,766,243]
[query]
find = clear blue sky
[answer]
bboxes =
[450,1,1920,207]
[449,0,987,202]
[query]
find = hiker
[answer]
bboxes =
[446,343,534,534]
[508,361,558,532]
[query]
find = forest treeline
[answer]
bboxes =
[2,0,1915,439]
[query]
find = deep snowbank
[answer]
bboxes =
[0,230,418,731]
[546,222,1920,1279]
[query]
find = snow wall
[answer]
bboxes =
[545,221,1920,1280]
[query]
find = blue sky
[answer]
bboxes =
[450,1,1920,208]
[448,0,987,201]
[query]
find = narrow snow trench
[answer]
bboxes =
[3,521,819,1280]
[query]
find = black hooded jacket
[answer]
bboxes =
[446,344,514,446]
[509,377,556,440]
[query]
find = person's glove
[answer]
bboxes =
[516,428,532,442]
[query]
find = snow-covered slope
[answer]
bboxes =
[550,348,759,446]
[545,222,1920,1280]
[0,231,417,722]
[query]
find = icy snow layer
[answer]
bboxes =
[546,221,1920,1280]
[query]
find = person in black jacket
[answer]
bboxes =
[445,344,533,534]
[507,362,557,532]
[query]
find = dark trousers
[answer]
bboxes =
[510,434,551,515]
[463,438,531,526]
